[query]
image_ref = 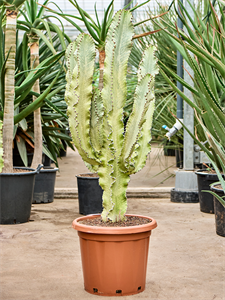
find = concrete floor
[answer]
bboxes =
[0,147,224,300]
[0,198,224,300]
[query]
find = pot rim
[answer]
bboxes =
[39,167,59,173]
[72,214,157,234]
[0,167,37,176]
[195,168,217,175]
[76,173,99,179]
[210,183,224,192]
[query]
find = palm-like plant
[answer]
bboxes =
[0,0,26,173]
[15,35,72,166]
[48,0,157,90]
[0,2,66,172]
[17,0,68,168]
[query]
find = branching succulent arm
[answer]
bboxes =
[65,10,158,222]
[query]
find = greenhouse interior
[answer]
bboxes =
[0,0,224,299]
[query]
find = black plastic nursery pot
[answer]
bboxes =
[77,173,103,215]
[13,152,34,167]
[0,167,37,224]
[33,167,58,204]
[13,152,45,167]
[195,169,221,214]
[59,140,67,157]
[211,184,225,237]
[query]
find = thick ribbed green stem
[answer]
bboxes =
[29,39,43,169]
[2,10,17,173]
[65,10,158,222]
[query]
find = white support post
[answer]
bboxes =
[183,0,195,170]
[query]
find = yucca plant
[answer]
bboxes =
[14,21,72,166]
[152,1,225,196]
[0,2,66,172]
[0,0,26,173]
[65,9,158,222]
[17,0,68,168]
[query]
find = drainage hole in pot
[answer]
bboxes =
[93,288,98,293]
[138,286,142,291]
[116,290,122,294]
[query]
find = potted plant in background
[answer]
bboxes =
[0,1,64,223]
[153,1,225,236]
[0,1,39,224]
[153,0,225,214]
[66,9,158,296]
[17,0,66,204]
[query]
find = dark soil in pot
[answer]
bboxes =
[211,184,225,237]
[79,215,152,227]
[195,169,221,213]
[33,167,58,204]
[0,167,37,224]
[77,173,103,215]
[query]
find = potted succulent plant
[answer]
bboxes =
[57,0,159,214]
[65,9,158,296]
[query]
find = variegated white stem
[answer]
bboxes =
[2,10,17,173]
[30,41,43,169]
[65,10,158,222]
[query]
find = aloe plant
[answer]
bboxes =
[151,0,225,170]
[65,10,158,222]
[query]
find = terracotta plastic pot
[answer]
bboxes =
[73,214,157,296]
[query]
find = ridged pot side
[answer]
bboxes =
[33,167,58,204]
[195,169,220,213]
[73,214,157,296]
[76,174,103,215]
[0,167,37,224]
[211,184,225,237]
